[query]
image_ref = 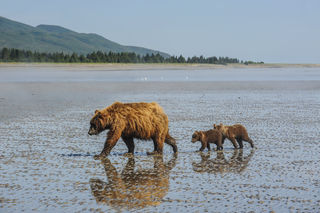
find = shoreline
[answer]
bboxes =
[1,62,320,71]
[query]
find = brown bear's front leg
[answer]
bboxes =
[94,129,122,159]
[122,137,135,154]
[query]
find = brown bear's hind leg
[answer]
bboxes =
[156,136,164,154]
[165,134,178,153]
[147,136,164,155]
[147,137,159,155]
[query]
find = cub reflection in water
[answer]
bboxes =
[192,149,254,174]
[90,154,177,209]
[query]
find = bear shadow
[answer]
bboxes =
[89,154,177,210]
[192,149,255,174]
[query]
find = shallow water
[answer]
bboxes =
[1,66,320,82]
[1,67,320,212]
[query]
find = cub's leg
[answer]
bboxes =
[206,142,211,151]
[216,137,223,150]
[236,138,244,149]
[199,141,207,152]
[244,137,254,148]
[243,132,254,148]
[229,137,239,149]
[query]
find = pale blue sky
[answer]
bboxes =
[1,0,319,63]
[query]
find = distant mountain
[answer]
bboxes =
[0,16,169,57]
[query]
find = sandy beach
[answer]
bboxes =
[1,65,320,212]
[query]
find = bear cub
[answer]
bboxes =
[191,129,223,151]
[213,123,254,149]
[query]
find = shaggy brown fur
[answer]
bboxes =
[88,102,177,158]
[191,129,223,151]
[213,123,254,149]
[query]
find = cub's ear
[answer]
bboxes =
[95,110,99,114]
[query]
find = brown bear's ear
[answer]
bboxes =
[95,110,102,116]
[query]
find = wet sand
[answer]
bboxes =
[1,66,320,212]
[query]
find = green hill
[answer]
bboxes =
[0,16,169,57]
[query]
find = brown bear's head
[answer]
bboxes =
[88,110,109,135]
[191,131,203,143]
[213,123,227,134]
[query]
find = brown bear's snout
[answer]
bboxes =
[88,127,98,135]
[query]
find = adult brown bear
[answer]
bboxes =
[88,102,177,158]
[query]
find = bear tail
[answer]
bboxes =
[165,133,178,153]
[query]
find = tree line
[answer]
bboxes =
[0,47,262,64]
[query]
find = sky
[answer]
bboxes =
[1,0,320,63]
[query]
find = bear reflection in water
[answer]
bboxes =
[192,149,255,174]
[90,154,177,209]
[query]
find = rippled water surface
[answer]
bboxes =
[1,67,320,212]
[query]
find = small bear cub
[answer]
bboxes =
[213,123,254,149]
[191,129,223,151]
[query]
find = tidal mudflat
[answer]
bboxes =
[1,65,320,212]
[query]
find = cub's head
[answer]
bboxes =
[213,123,226,134]
[191,131,202,143]
[88,110,107,135]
